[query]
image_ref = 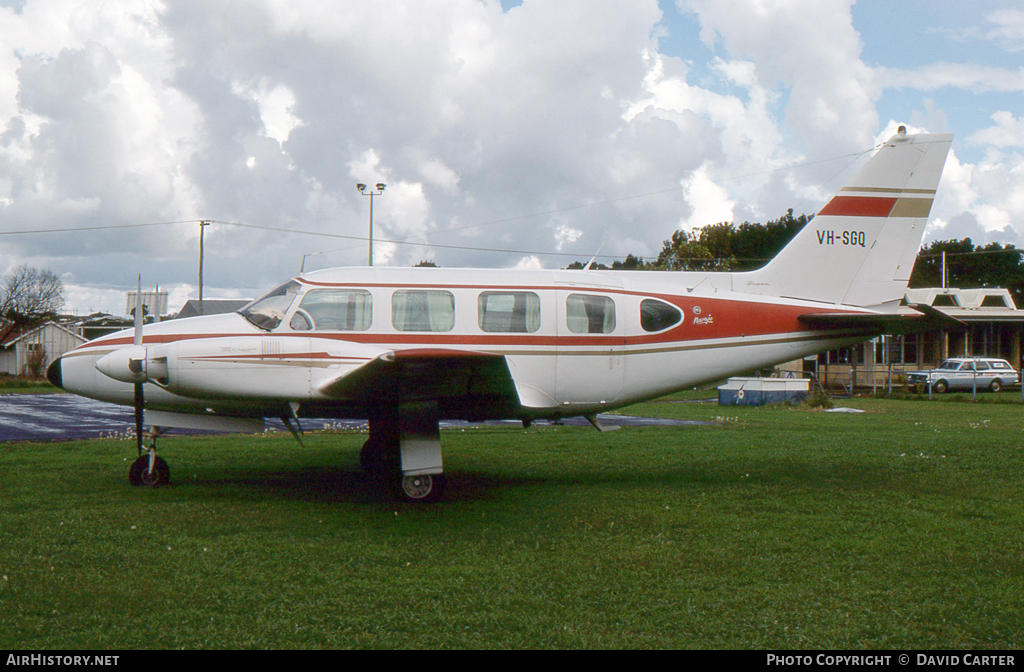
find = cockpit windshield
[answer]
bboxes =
[238,280,301,331]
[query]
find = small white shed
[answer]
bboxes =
[0,322,87,377]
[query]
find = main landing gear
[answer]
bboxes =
[361,402,447,503]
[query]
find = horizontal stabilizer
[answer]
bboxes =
[798,303,965,336]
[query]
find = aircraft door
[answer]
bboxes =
[555,290,625,406]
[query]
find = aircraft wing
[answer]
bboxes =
[316,348,522,418]
[798,303,965,336]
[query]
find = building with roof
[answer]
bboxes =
[785,287,1024,390]
[0,321,87,377]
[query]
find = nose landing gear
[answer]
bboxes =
[129,453,170,487]
[128,430,170,487]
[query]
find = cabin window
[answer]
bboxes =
[239,280,302,331]
[291,289,372,331]
[478,291,541,333]
[640,299,682,332]
[392,290,455,332]
[565,294,616,334]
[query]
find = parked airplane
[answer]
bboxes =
[48,128,953,502]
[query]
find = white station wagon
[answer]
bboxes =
[907,357,1018,393]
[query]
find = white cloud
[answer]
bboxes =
[511,254,542,270]
[986,9,1024,53]
[969,111,1024,148]
[231,79,304,145]
[682,162,733,230]
[0,0,1022,313]
[554,224,582,250]
[876,63,1024,93]
[679,0,879,155]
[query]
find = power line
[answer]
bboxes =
[208,220,622,260]
[0,220,200,235]
[0,143,886,262]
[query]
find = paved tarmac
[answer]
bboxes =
[0,394,705,443]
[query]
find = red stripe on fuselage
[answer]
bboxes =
[818,196,897,218]
[71,297,857,354]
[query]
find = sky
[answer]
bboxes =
[0,0,1023,315]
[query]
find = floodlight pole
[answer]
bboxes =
[198,220,211,316]
[357,183,386,266]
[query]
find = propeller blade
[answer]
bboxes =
[133,275,143,347]
[133,275,145,456]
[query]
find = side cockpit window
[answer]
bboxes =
[565,294,616,334]
[239,281,302,331]
[640,299,682,332]
[290,289,372,331]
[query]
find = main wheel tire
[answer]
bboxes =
[399,473,446,503]
[933,380,948,394]
[359,437,382,473]
[128,455,170,487]
[990,379,1002,393]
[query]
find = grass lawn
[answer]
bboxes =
[1,395,1022,649]
[0,378,58,395]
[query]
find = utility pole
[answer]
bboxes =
[356,183,386,266]
[198,220,211,315]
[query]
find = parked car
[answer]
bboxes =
[907,357,1018,393]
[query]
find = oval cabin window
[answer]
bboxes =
[640,299,682,332]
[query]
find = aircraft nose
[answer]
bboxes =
[46,357,64,390]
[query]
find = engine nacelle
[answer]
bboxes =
[95,346,167,384]
[158,336,385,400]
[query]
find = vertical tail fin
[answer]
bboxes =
[740,129,953,306]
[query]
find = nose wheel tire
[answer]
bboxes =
[129,455,170,487]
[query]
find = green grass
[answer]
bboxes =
[1,397,1023,649]
[0,377,58,395]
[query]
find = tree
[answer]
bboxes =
[566,209,812,272]
[651,229,724,271]
[649,209,810,271]
[909,239,1024,305]
[566,253,646,271]
[731,209,809,271]
[0,265,65,330]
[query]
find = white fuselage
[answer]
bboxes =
[57,267,868,420]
